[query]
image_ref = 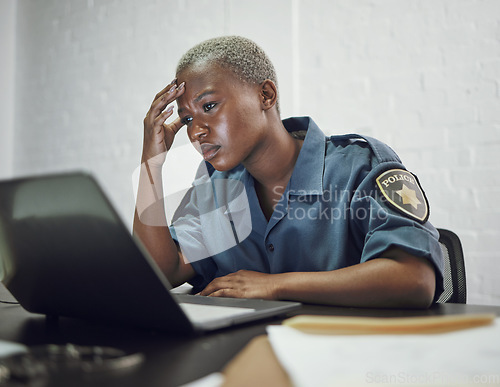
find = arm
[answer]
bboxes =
[133,163,195,288]
[133,80,195,287]
[199,248,436,308]
[276,248,436,308]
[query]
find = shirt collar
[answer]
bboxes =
[284,116,326,195]
[241,116,326,196]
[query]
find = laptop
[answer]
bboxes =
[0,172,300,334]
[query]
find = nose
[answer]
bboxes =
[188,120,209,142]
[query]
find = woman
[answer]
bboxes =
[134,36,443,308]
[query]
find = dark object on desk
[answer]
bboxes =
[0,343,144,386]
[436,228,467,304]
[0,172,300,334]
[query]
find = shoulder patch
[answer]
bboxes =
[375,169,429,223]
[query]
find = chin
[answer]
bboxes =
[208,158,238,172]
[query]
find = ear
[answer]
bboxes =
[260,80,278,111]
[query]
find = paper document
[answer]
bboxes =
[179,372,224,387]
[267,318,500,386]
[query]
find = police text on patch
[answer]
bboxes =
[380,172,416,188]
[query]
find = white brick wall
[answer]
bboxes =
[0,0,16,179]
[5,0,500,305]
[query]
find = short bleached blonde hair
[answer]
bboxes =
[176,36,280,113]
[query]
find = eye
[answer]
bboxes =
[203,102,217,112]
[181,116,193,126]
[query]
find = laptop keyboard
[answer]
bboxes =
[179,303,255,324]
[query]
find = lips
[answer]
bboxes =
[200,143,221,161]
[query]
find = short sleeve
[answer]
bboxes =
[350,161,445,302]
[168,215,217,293]
[168,163,252,293]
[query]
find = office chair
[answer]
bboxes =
[436,228,467,304]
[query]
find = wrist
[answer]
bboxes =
[139,158,164,189]
[273,272,291,300]
[141,156,164,174]
[141,150,167,168]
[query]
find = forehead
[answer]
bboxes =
[176,61,256,109]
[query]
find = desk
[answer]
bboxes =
[1,283,500,387]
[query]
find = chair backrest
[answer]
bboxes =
[436,228,467,304]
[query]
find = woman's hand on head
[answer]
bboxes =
[142,80,186,167]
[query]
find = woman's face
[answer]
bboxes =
[176,62,268,172]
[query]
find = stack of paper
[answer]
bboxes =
[267,316,500,386]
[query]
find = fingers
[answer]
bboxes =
[206,289,235,298]
[198,271,278,300]
[199,282,217,297]
[199,278,228,297]
[148,83,179,119]
[141,79,187,165]
[154,106,174,134]
[153,81,185,108]
[165,116,185,135]
[200,272,243,296]
[146,81,185,125]
[153,78,177,102]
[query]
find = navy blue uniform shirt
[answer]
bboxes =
[169,117,444,301]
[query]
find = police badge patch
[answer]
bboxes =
[375,169,429,223]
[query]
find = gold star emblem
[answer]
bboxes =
[396,184,421,210]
